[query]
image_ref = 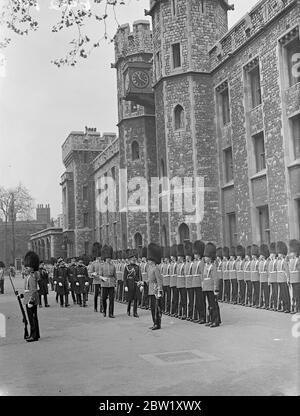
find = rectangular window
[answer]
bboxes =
[291,114,300,160]
[156,51,162,79]
[221,88,230,125]
[83,212,89,228]
[258,205,270,244]
[249,65,262,108]
[224,147,234,183]
[82,185,88,201]
[171,0,177,17]
[286,38,300,87]
[253,132,266,172]
[227,213,237,248]
[172,43,181,69]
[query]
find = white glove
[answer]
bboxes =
[59,282,63,287]
[85,282,89,286]
[140,286,143,293]
[76,282,80,286]
[54,281,57,284]
[124,287,128,292]
[27,303,33,308]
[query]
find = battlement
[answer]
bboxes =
[114,19,153,65]
[209,0,297,71]
[62,128,117,165]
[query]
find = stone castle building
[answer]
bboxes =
[39,0,299,259]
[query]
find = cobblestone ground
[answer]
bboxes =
[0,275,299,396]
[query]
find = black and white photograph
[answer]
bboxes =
[0,0,300,402]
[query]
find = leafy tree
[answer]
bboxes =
[0,0,135,66]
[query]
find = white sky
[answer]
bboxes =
[0,0,258,219]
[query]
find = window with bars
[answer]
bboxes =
[172,43,181,69]
[224,147,234,183]
[253,132,266,172]
[249,65,262,108]
[291,114,300,160]
[174,105,185,130]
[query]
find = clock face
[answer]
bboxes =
[131,70,150,89]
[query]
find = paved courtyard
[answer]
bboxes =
[0,276,299,396]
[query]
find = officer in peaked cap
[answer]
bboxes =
[259,244,270,309]
[23,251,40,342]
[147,243,163,330]
[268,242,278,311]
[75,258,89,307]
[288,239,300,313]
[276,241,290,313]
[99,245,117,318]
[176,244,187,320]
[202,243,221,328]
[169,244,179,317]
[184,241,194,321]
[53,257,70,308]
[192,240,206,324]
[236,245,245,305]
[124,249,142,318]
[222,246,230,302]
[228,247,238,304]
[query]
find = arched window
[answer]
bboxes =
[134,232,143,250]
[174,104,184,130]
[178,223,190,244]
[132,141,140,161]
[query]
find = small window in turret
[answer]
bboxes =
[172,43,181,69]
[174,105,185,130]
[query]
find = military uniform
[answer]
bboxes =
[68,260,77,305]
[222,247,230,302]
[216,247,223,302]
[184,242,194,321]
[124,252,141,317]
[228,248,238,304]
[54,262,70,307]
[276,242,290,313]
[38,264,49,307]
[74,262,89,307]
[147,243,163,330]
[99,245,116,317]
[177,243,187,320]
[250,245,260,308]
[161,248,171,315]
[23,251,40,342]
[289,240,300,313]
[192,240,206,324]
[244,246,252,306]
[259,245,270,309]
[236,245,246,305]
[268,245,278,310]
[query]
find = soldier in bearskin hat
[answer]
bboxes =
[236,245,246,305]
[216,247,223,302]
[250,244,260,308]
[23,251,40,342]
[228,247,238,304]
[202,243,221,328]
[184,241,194,321]
[177,244,187,320]
[191,240,206,324]
[124,249,142,318]
[268,243,278,311]
[288,239,300,313]
[277,241,290,313]
[244,246,252,306]
[161,246,171,315]
[90,255,103,312]
[222,246,230,302]
[99,245,116,318]
[147,243,163,330]
[169,244,179,317]
[259,244,270,309]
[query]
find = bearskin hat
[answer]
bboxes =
[246,245,252,257]
[101,245,113,260]
[193,240,205,257]
[229,246,236,257]
[277,241,287,256]
[147,243,162,265]
[251,244,260,257]
[0,261,5,268]
[289,239,300,256]
[204,242,217,260]
[170,244,177,258]
[223,246,229,258]
[269,242,276,254]
[24,251,40,272]
[177,243,185,257]
[216,247,223,258]
[236,245,245,258]
[184,241,193,257]
[260,244,270,258]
